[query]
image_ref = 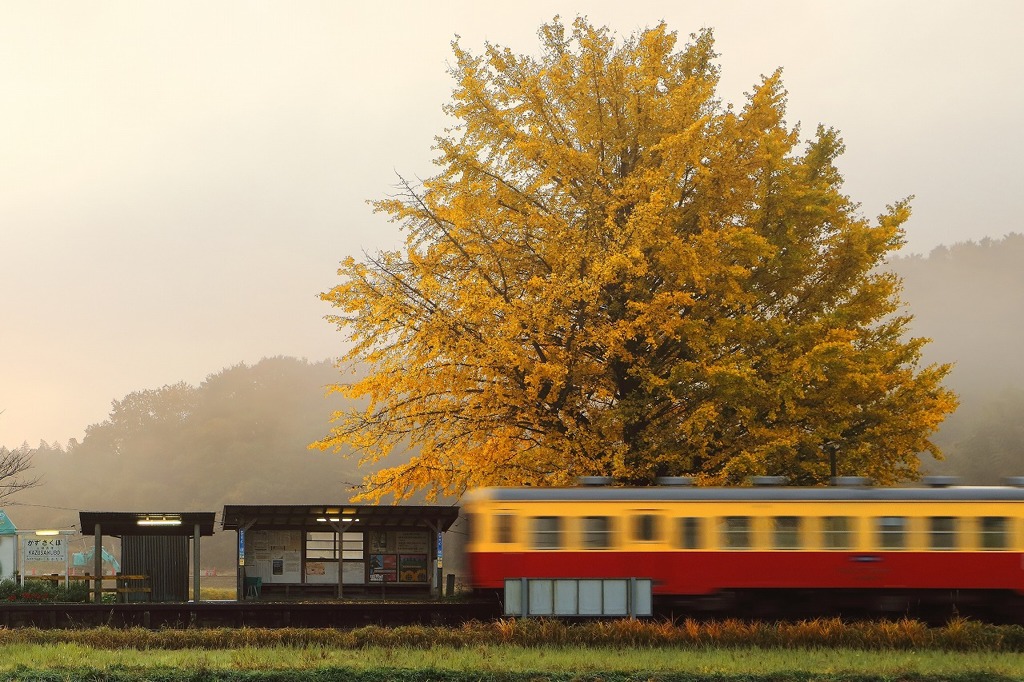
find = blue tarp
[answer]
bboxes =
[72,547,121,572]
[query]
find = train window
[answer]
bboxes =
[633,514,661,542]
[677,517,702,549]
[822,516,853,550]
[877,516,906,550]
[929,517,956,550]
[721,516,750,549]
[773,516,800,549]
[495,514,515,544]
[582,516,613,549]
[980,517,1009,550]
[532,516,562,550]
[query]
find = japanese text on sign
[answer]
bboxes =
[25,538,66,562]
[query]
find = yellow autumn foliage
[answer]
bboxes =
[313,18,957,502]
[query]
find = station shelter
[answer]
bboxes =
[221,504,460,600]
[79,511,216,602]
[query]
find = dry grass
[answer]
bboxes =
[0,617,1020,651]
[198,586,237,601]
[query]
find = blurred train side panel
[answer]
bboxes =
[461,479,1024,620]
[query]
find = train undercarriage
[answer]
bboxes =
[655,588,1024,624]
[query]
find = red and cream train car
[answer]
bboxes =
[462,479,1024,619]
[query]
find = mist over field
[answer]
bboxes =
[889,235,1024,483]
[1,234,1021,570]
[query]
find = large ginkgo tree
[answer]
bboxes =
[314,18,957,502]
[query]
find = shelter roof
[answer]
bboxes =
[79,511,217,537]
[221,504,459,532]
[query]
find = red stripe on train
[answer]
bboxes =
[468,551,1024,594]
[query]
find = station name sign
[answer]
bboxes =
[25,537,67,562]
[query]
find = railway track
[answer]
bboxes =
[0,599,502,629]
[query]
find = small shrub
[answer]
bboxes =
[0,578,90,603]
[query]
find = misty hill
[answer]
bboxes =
[888,233,1024,482]
[8,357,363,569]
[891,234,1024,396]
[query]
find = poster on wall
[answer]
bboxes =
[245,530,302,583]
[247,531,300,556]
[304,560,340,584]
[396,532,428,553]
[398,555,427,582]
[370,531,392,553]
[342,561,365,584]
[369,554,397,582]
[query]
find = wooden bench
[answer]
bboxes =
[72,574,152,601]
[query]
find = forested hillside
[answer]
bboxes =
[6,357,365,569]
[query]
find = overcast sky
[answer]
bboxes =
[2,0,1021,447]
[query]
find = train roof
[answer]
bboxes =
[464,485,1024,503]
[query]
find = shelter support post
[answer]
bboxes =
[327,520,353,600]
[193,523,201,602]
[425,518,443,599]
[236,519,257,601]
[93,524,102,604]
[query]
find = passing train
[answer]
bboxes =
[461,476,1024,620]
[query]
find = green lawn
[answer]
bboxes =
[2,643,1024,681]
[3,619,1024,681]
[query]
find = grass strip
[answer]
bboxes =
[1,645,1024,677]
[1,671,1023,682]
[2,617,1024,651]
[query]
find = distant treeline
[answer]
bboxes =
[7,357,368,568]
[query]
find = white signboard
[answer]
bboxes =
[25,537,67,562]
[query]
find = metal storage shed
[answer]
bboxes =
[79,511,216,603]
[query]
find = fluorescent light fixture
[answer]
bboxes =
[137,515,182,526]
[316,517,327,522]
[34,530,60,536]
